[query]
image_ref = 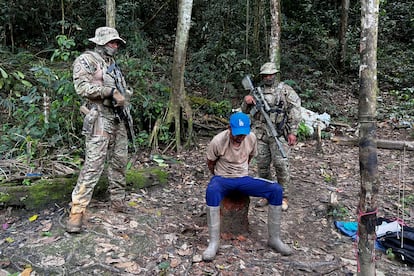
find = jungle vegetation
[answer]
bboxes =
[0,0,413,162]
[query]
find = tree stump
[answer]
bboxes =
[220,191,250,235]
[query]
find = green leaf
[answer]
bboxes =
[0,67,8,78]
[5,237,14,243]
[42,231,52,237]
[21,80,33,87]
[158,261,169,270]
[29,214,39,222]
[16,71,25,79]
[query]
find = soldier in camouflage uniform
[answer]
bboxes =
[241,62,301,211]
[66,27,133,233]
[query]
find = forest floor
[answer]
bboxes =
[1,89,414,275]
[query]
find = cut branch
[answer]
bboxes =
[332,136,414,151]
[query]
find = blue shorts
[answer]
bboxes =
[205,175,283,207]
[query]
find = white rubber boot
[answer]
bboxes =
[268,204,293,255]
[202,206,220,261]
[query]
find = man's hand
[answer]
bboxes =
[287,134,297,146]
[207,159,216,175]
[244,95,256,105]
[113,89,125,107]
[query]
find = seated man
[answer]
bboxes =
[202,112,293,261]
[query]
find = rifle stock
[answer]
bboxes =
[242,75,287,158]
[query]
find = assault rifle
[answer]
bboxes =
[242,75,287,158]
[107,63,136,151]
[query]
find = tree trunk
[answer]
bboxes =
[269,0,282,82]
[357,0,380,275]
[245,0,250,59]
[165,0,194,152]
[339,0,350,68]
[0,167,168,210]
[252,0,264,55]
[106,0,116,28]
[220,192,250,235]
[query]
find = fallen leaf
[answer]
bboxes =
[158,261,169,270]
[41,255,65,266]
[177,248,192,256]
[192,254,203,263]
[0,260,10,268]
[29,214,38,222]
[106,257,121,264]
[239,259,246,269]
[216,264,225,270]
[41,221,52,232]
[236,235,247,241]
[21,267,32,276]
[5,237,14,243]
[38,236,61,244]
[95,243,119,254]
[129,220,139,228]
[114,261,142,274]
[170,258,181,268]
[42,231,52,237]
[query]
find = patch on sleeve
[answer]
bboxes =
[76,55,96,73]
[74,64,82,74]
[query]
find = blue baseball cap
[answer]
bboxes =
[229,112,251,136]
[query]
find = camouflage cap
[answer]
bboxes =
[88,27,126,46]
[259,62,279,75]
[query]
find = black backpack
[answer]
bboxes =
[379,225,414,265]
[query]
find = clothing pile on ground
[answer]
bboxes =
[335,218,414,265]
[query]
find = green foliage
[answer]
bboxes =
[0,43,81,159]
[386,248,396,260]
[51,35,77,62]
[328,204,350,219]
[0,0,413,159]
[187,48,253,101]
[297,121,312,142]
[401,194,414,208]
[390,88,414,116]
[300,89,321,110]
[0,192,11,203]
[135,131,150,148]
[190,96,232,117]
[320,131,331,140]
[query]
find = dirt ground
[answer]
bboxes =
[1,88,414,275]
[0,122,413,275]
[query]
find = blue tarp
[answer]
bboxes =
[334,221,384,250]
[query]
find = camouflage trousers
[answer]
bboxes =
[71,121,128,214]
[256,134,291,198]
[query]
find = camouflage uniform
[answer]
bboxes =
[242,63,301,199]
[68,27,133,231]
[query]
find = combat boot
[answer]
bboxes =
[202,206,220,261]
[66,211,84,233]
[268,204,293,255]
[281,198,288,211]
[256,198,288,210]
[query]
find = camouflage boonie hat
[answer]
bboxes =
[88,27,126,46]
[260,62,279,75]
